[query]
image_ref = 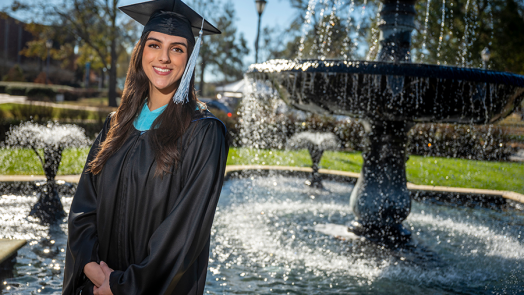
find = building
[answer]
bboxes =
[0,13,35,76]
[0,13,76,84]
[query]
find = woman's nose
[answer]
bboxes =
[158,49,170,63]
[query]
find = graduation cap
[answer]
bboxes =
[119,0,221,104]
[119,0,221,38]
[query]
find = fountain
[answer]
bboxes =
[247,0,524,243]
[286,131,340,188]
[3,122,90,223]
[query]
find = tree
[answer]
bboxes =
[188,0,249,95]
[207,2,249,83]
[19,22,76,74]
[262,0,374,60]
[9,0,138,106]
[277,0,524,75]
[410,0,524,74]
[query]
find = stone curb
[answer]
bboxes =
[225,165,524,204]
[1,165,523,204]
[0,239,26,268]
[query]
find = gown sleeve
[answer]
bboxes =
[62,114,113,295]
[108,119,228,295]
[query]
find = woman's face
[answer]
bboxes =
[142,31,189,94]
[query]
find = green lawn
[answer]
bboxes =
[1,147,523,194]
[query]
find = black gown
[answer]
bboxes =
[62,110,229,295]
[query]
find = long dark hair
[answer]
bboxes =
[88,31,200,176]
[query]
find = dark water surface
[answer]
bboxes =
[1,176,524,294]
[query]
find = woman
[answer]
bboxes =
[62,1,228,294]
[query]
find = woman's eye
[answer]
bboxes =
[172,47,184,53]
[148,43,160,49]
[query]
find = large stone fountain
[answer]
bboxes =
[247,0,524,243]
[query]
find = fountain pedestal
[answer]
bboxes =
[306,146,324,189]
[348,120,413,242]
[29,146,66,223]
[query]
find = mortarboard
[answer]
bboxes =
[119,0,221,38]
[119,0,221,104]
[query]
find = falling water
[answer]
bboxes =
[420,0,432,61]
[342,0,356,60]
[297,0,319,59]
[436,0,446,65]
[459,0,471,66]
[365,2,383,61]
[352,0,368,54]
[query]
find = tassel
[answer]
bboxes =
[173,18,205,104]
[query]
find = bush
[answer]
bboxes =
[6,86,27,96]
[33,72,49,84]
[26,87,57,101]
[57,108,91,121]
[95,110,111,123]
[58,89,108,101]
[2,64,26,82]
[11,104,54,121]
[235,111,517,161]
[407,124,515,161]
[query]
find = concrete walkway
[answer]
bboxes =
[3,165,522,204]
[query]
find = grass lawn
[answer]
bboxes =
[1,147,523,194]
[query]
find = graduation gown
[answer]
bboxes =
[62,110,228,295]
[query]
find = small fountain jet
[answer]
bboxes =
[286,131,340,188]
[4,122,90,223]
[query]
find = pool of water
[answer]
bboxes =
[1,176,524,294]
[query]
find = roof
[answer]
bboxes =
[215,79,245,93]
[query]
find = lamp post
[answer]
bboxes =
[481,47,491,69]
[255,0,267,64]
[45,39,52,85]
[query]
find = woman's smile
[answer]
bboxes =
[152,66,173,75]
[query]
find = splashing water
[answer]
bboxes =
[286,131,340,151]
[206,176,524,294]
[4,121,90,151]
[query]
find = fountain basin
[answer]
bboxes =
[247,59,524,124]
[1,173,523,294]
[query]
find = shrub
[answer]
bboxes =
[407,124,515,161]
[6,86,27,96]
[234,110,517,161]
[11,104,55,121]
[95,110,111,123]
[78,109,89,121]
[33,72,49,84]
[2,64,26,82]
[26,87,57,101]
[57,108,92,122]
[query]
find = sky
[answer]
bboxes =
[3,0,297,68]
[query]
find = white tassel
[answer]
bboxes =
[173,18,205,104]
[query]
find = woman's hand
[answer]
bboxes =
[84,262,105,287]
[93,261,114,295]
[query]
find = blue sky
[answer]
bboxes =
[3,0,296,67]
